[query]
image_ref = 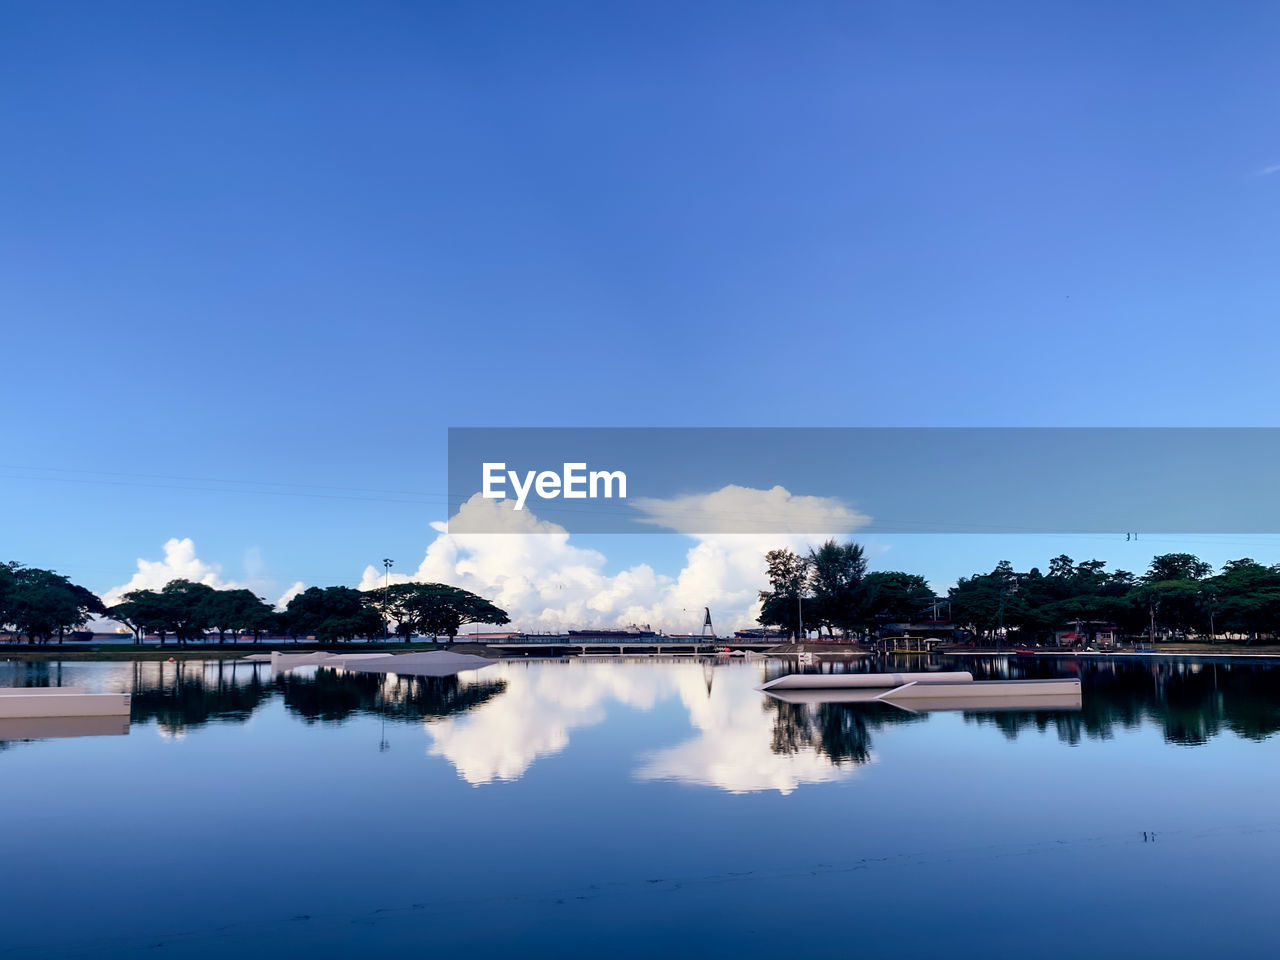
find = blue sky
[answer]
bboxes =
[3,1,1280,615]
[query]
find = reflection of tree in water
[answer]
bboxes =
[3,660,508,739]
[128,660,273,734]
[765,698,925,765]
[971,710,1089,746]
[963,660,1280,746]
[276,668,507,725]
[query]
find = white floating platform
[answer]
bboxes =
[759,671,973,692]
[762,688,890,705]
[762,677,1082,712]
[876,678,1081,701]
[0,687,132,719]
[764,687,1082,712]
[0,715,131,739]
[264,650,496,678]
[887,693,1083,713]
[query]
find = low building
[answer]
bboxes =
[1052,621,1119,647]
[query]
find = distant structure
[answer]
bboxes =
[701,607,715,638]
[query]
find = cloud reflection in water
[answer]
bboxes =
[425,659,869,794]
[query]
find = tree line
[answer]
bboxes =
[1,562,510,645]
[758,541,1280,645]
[0,562,107,643]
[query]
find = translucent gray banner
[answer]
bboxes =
[447,428,1280,534]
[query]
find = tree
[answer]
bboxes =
[153,580,219,645]
[383,583,510,642]
[2,563,106,644]
[283,586,383,643]
[757,548,811,639]
[806,540,867,637]
[108,589,168,644]
[1146,553,1212,583]
[862,571,935,630]
[203,588,275,644]
[0,562,17,634]
[1127,553,1214,641]
[1204,559,1280,644]
[949,562,1019,643]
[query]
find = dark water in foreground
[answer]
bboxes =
[2,654,1278,959]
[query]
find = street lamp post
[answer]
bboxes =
[382,558,394,638]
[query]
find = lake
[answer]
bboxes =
[2,654,1279,958]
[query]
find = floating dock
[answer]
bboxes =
[758,673,1082,712]
[258,650,497,678]
[0,687,132,720]
[876,678,1081,712]
[876,678,1080,701]
[759,671,973,692]
[0,715,131,739]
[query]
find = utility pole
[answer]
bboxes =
[382,558,394,638]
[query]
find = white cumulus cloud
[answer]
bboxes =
[632,484,869,535]
[355,486,866,633]
[100,537,241,607]
[275,581,306,610]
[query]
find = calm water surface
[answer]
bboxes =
[2,654,1278,959]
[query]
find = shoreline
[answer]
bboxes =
[4,640,1280,663]
[0,640,481,662]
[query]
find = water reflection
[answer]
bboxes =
[416,657,898,793]
[129,660,273,735]
[963,658,1280,746]
[277,669,507,725]
[632,667,926,793]
[427,658,696,784]
[3,656,1280,793]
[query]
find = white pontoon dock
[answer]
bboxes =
[758,671,973,692]
[0,687,132,720]
[758,672,1082,711]
[257,650,497,678]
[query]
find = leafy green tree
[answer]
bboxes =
[1,563,106,643]
[806,540,867,637]
[949,561,1018,642]
[283,586,382,643]
[1204,559,1280,644]
[1125,553,1214,641]
[154,580,219,644]
[383,582,510,642]
[0,562,17,633]
[1146,553,1213,583]
[757,548,811,639]
[203,588,275,643]
[861,571,935,630]
[108,589,168,643]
